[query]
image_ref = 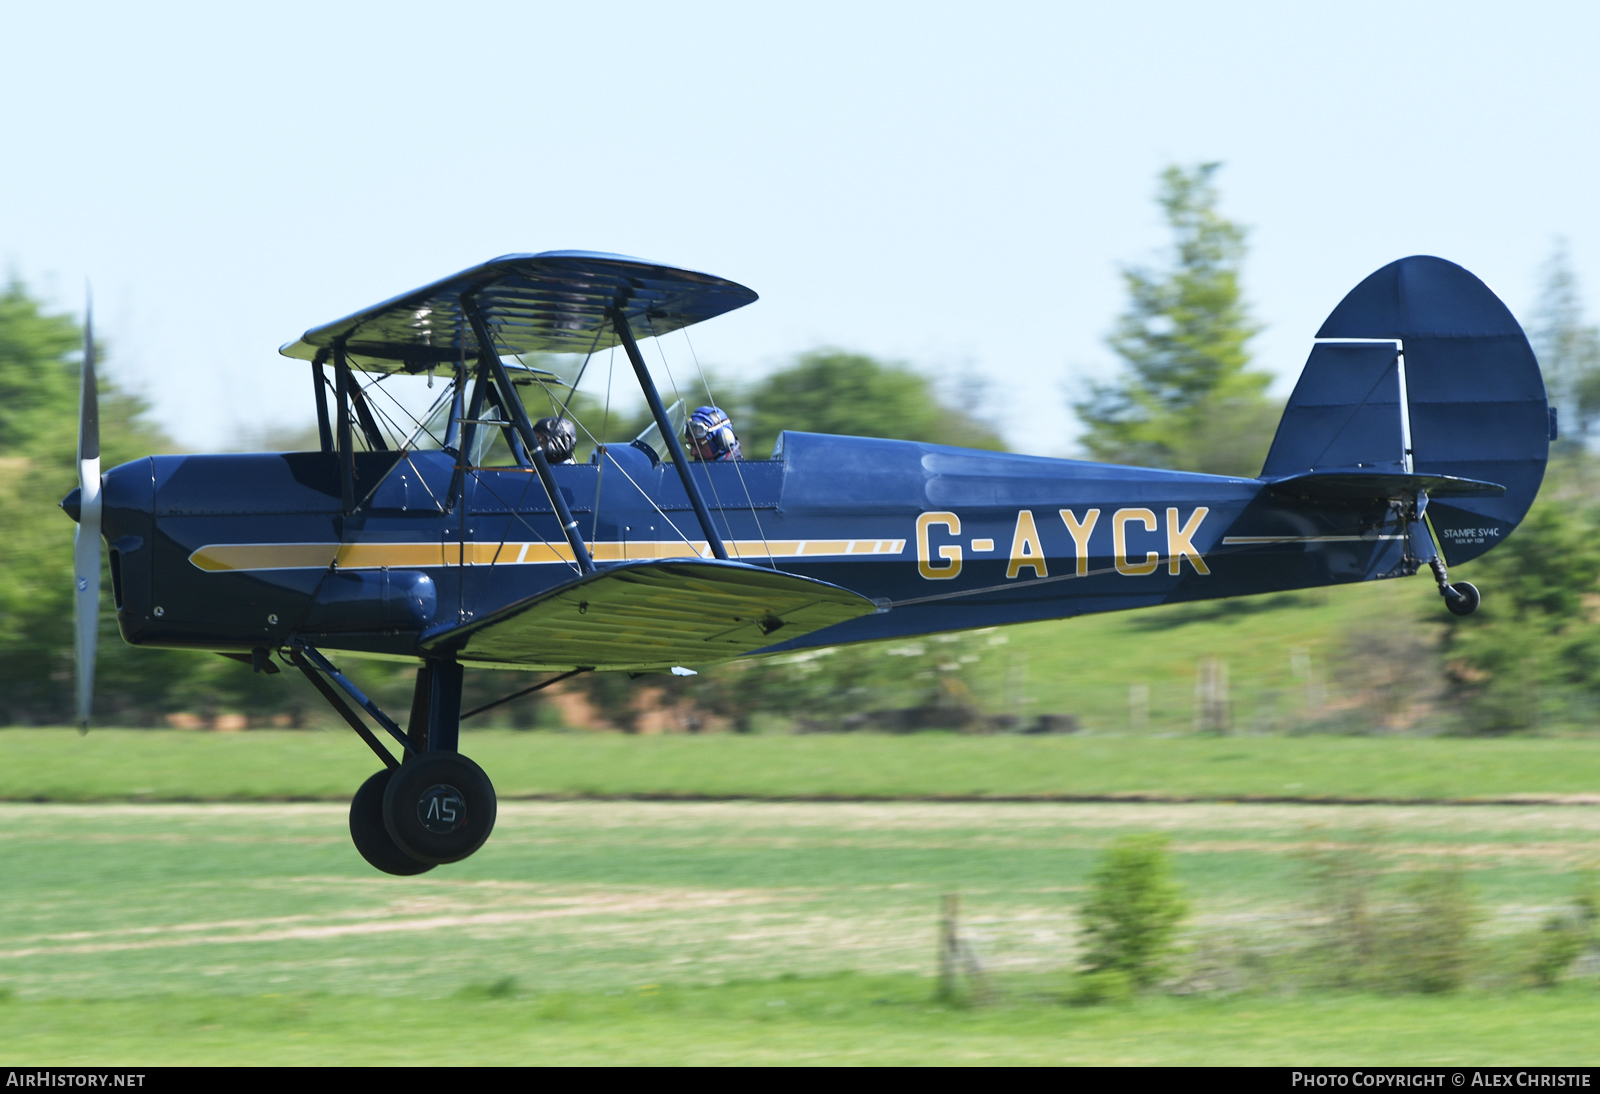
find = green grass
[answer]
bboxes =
[7,978,1600,1065]
[969,579,1441,732]
[5,729,1600,803]
[4,798,1600,1063]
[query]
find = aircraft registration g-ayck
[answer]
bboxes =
[61,253,1551,873]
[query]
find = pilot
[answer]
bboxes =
[532,416,577,464]
[686,406,742,461]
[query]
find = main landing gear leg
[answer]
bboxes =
[381,659,498,867]
[293,647,497,875]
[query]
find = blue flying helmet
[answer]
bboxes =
[687,405,742,461]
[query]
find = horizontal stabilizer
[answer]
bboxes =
[1265,469,1506,502]
[421,560,877,671]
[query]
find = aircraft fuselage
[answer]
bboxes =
[97,431,1415,670]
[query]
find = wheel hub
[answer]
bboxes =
[416,783,466,833]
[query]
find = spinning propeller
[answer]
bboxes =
[73,300,100,730]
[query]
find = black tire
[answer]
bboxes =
[1446,581,1481,617]
[382,751,497,865]
[350,769,435,876]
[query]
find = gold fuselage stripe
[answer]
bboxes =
[1220,535,1405,545]
[188,539,909,572]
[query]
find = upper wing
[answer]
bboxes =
[279,251,759,373]
[420,559,878,672]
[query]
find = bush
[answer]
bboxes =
[1529,916,1586,988]
[1066,968,1133,1006]
[1527,877,1598,988]
[1079,835,1188,991]
[1386,868,1477,993]
[1302,833,1477,993]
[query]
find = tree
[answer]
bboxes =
[1074,163,1278,476]
[741,350,1004,458]
[0,278,213,723]
[1443,493,1600,733]
[1528,241,1600,446]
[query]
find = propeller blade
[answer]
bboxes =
[73,297,100,731]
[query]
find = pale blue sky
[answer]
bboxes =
[5,1,1598,453]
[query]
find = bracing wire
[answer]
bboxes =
[516,338,701,557]
[679,325,777,568]
[481,371,582,576]
[339,373,451,512]
[354,368,574,572]
[348,388,445,514]
[484,317,699,575]
[450,342,582,596]
[646,318,745,559]
[595,446,700,552]
[551,381,701,554]
[561,322,607,416]
[354,366,676,577]
[319,369,389,453]
[473,455,544,593]
[462,381,582,582]
[512,319,606,424]
[421,323,716,579]
[360,373,446,450]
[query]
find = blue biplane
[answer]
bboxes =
[62,252,1550,873]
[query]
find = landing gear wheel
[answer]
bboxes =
[350,769,435,876]
[1444,581,1481,617]
[382,751,497,865]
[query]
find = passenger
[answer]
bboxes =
[686,406,743,461]
[532,416,577,464]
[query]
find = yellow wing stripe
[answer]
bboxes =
[188,539,908,572]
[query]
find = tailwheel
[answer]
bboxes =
[350,769,435,876]
[382,751,498,865]
[1444,581,1481,617]
[1428,557,1481,617]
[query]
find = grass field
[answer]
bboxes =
[9,981,1600,1065]
[4,796,1600,1063]
[6,728,1600,803]
[7,682,1600,1063]
[958,577,1442,733]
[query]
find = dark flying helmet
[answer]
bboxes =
[686,406,741,461]
[532,416,577,463]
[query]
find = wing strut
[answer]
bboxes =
[462,297,595,575]
[613,311,730,561]
[312,349,334,453]
[334,342,356,513]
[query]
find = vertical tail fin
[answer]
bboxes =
[1262,256,1549,563]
